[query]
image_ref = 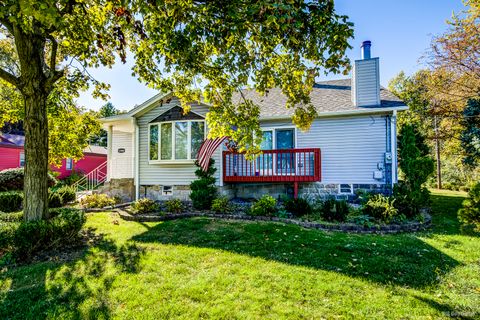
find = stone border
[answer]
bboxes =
[82,202,132,213]
[115,208,431,234]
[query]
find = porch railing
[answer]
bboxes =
[223,148,321,183]
[72,161,108,194]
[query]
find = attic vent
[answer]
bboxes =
[351,41,381,107]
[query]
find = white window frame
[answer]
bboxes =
[66,158,73,170]
[148,120,206,164]
[19,152,25,167]
[338,184,354,194]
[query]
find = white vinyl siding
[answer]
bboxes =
[138,98,221,186]
[352,58,380,107]
[110,130,134,179]
[261,114,388,185]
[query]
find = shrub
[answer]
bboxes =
[60,169,85,186]
[211,196,232,214]
[7,208,85,259]
[190,159,217,210]
[0,211,23,222]
[131,198,159,214]
[48,190,64,208]
[362,194,398,223]
[458,182,480,229]
[165,199,184,213]
[0,191,23,213]
[283,197,313,217]
[249,195,277,216]
[56,185,76,204]
[0,168,57,191]
[321,199,349,222]
[80,193,116,209]
[395,124,434,217]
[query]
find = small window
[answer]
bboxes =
[66,158,73,170]
[162,186,173,196]
[339,184,353,194]
[19,152,25,167]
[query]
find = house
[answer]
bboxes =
[100,41,408,202]
[0,132,107,179]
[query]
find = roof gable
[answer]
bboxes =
[149,106,204,123]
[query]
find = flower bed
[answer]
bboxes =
[116,206,431,234]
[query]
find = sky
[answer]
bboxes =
[77,0,467,112]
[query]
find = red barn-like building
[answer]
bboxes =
[0,133,107,178]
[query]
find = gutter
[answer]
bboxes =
[259,106,409,121]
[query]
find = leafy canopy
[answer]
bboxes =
[0,0,353,156]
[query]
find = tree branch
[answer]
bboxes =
[47,35,58,72]
[0,67,20,87]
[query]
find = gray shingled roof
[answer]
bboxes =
[234,78,405,118]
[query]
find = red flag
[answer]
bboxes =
[197,137,227,171]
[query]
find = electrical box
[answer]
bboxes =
[384,152,392,164]
[377,162,384,170]
[373,170,384,180]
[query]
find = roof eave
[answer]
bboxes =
[259,105,409,121]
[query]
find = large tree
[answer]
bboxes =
[0,0,353,221]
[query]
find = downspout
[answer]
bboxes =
[107,125,113,181]
[134,118,140,201]
[391,110,398,185]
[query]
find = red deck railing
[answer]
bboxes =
[223,148,321,183]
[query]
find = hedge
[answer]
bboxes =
[0,168,57,191]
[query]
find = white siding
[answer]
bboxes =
[261,114,388,185]
[352,58,380,107]
[110,130,134,179]
[137,98,221,186]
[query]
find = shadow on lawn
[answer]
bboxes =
[129,193,473,290]
[131,218,459,289]
[0,230,145,319]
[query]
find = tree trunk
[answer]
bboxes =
[13,28,50,221]
[434,115,442,189]
[23,93,49,221]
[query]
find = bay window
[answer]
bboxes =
[149,120,205,162]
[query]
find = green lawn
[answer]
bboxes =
[1,190,479,319]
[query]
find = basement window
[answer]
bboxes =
[162,186,173,196]
[339,184,353,194]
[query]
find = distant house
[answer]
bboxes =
[101,41,408,201]
[0,132,107,179]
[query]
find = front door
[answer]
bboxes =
[275,129,295,174]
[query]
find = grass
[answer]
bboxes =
[1,190,479,319]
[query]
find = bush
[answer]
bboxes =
[4,208,86,259]
[60,169,84,186]
[458,182,480,228]
[56,185,76,204]
[211,196,232,214]
[321,199,349,222]
[80,193,116,209]
[0,211,23,222]
[131,198,159,214]
[165,199,184,213]
[393,182,430,219]
[249,195,277,216]
[395,124,434,217]
[283,197,313,217]
[0,191,23,213]
[0,168,57,191]
[48,190,63,208]
[362,194,398,223]
[190,159,217,210]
